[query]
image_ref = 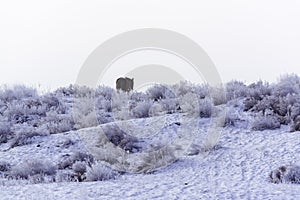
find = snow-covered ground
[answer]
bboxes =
[1,113,299,199]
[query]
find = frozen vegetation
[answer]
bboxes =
[0,74,300,199]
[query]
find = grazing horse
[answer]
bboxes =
[116,77,134,92]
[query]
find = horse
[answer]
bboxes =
[116,77,134,92]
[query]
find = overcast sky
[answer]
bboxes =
[0,0,299,91]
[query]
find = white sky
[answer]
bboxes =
[0,0,299,91]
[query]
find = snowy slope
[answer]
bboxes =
[0,113,299,200]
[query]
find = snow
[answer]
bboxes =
[1,112,299,199]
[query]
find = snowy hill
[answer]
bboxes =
[1,77,300,199]
[0,114,299,199]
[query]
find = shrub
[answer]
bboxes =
[269,165,300,184]
[290,103,300,121]
[146,84,175,101]
[0,161,11,172]
[95,85,114,101]
[251,115,280,131]
[42,111,74,134]
[10,123,48,148]
[72,97,99,129]
[199,97,214,118]
[192,84,210,99]
[224,107,240,127]
[58,151,94,169]
[159,98,178,114]
[72,161,87,182]
[86,162,118,181]
[101,124,141,153]
[248,80,272,99]
[95,97,112,113]
[149,102,164,117]
[226,81,248,101]
[271,96,289,117]
[72,85,95,98]
[210,86,227,105]
[179,93,213,118]
[55,170,74,182]
[72,161,87,174]
[290,116,300,132]
[0,121,11,143]
[172,81,197,97]
[133,145,181,174]
[273,74,300,97]
[3,98,45,124]
[53,84,77,97]
[130,91,147,103]
[110,92,131,120]
[130,100,153,118]
[111,91,129,111]
[0,85,37,102]
[10,159,57,179]
[179,92,200,116]
[243,97,258,111]
[96,111,113,124]
[252,96,274,114]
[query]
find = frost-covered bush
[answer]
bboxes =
[101,124,141,153]
[96,111,113,125]
[146,84,175,101]
[243,97,258,112]
[273,74,300,97]
[110,91,131,120]
[273,98,288,118]
[58,151,94,170]
[130,100,153,118]
[290,103,300,121]
[130,91,147,102]
[0,85,37,102]
[95,85,114,101]
[42,111,74,134]
[172,81,195,97]
[134,145,180,174]
[269,165,300,184]
[226,81,248,101]
[72,161,87,175]
[10,123,48,148]
[251,115,280,131]
[179,93,213,118]
[251,96,274,114]
[224,107,240,127]
[71,85,95,98]
[72,97,98,129]
[248,95,295,125]
[53,84,77,97]
[179,92,200,116]
[111,91,129,110]
[86,162,118,182]
[247,80,272,99]
[3,98,46,124]
[55,84,96,98]
[10,159,57,179]
[149,102,164,117]
[0,121,11,143]
[72,161,87,182]
[1,92,70,129]
[209,86,227,105]
[290,116,300,132]
[192,84,210,99]
[159,98,179,114]
[0,161,11,172]
[199,97,214,118]
[95,96,112,113]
